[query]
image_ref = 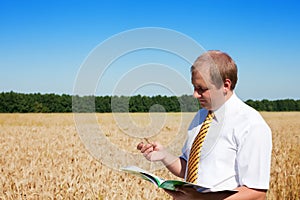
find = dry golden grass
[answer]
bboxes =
[260,112,300,200]
[0,112,299,199]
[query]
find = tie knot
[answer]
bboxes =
[207,111,214,120]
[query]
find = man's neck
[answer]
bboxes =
[210,90,234,111]
[225,90,234,102]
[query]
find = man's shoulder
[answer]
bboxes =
[231,94,261,115]
[229,95,268,126]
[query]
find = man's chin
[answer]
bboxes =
[199,102,210,110]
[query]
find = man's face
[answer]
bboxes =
[191,70,225,110]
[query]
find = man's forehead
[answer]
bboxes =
[191,70,211,86]
[192,68,210,79]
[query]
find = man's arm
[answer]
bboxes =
[137,142,186,178]
[137,142,268,200]
[225,186,267,200]
[165,185,267,200]
[162,157,186,178]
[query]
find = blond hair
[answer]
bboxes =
[191,50,238,90]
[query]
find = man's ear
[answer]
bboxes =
[224,79,232,93]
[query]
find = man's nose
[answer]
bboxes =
[193,89,201,98]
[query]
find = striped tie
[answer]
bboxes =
[186,111,214,183]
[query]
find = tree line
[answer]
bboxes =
[0,91,299,113]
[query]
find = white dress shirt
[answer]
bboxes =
[180,93,272,190]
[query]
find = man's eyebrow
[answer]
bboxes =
[193,84,207,89]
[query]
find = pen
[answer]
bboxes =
[144,138,151,144]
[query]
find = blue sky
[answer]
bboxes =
[0,0,299,100]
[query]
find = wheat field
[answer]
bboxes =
[0,112,299,199]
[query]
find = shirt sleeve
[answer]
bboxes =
[236,122,272,189]
[180,139,188,162]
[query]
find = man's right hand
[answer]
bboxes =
[137,141,187,178]
[137,141,167,162]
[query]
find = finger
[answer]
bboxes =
[143,152,151,159]
[144,149,157,160]
[144,145,154,154]
[141,143,154,153]
[137,142,144,150]
[163,189,184,198]
[144,152,152,160]
[152,142,162,151]
[163,189,177,196]
[175,186,193,194]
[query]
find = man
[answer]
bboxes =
[137,50,272,200]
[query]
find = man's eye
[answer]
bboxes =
[195,87,208,93]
